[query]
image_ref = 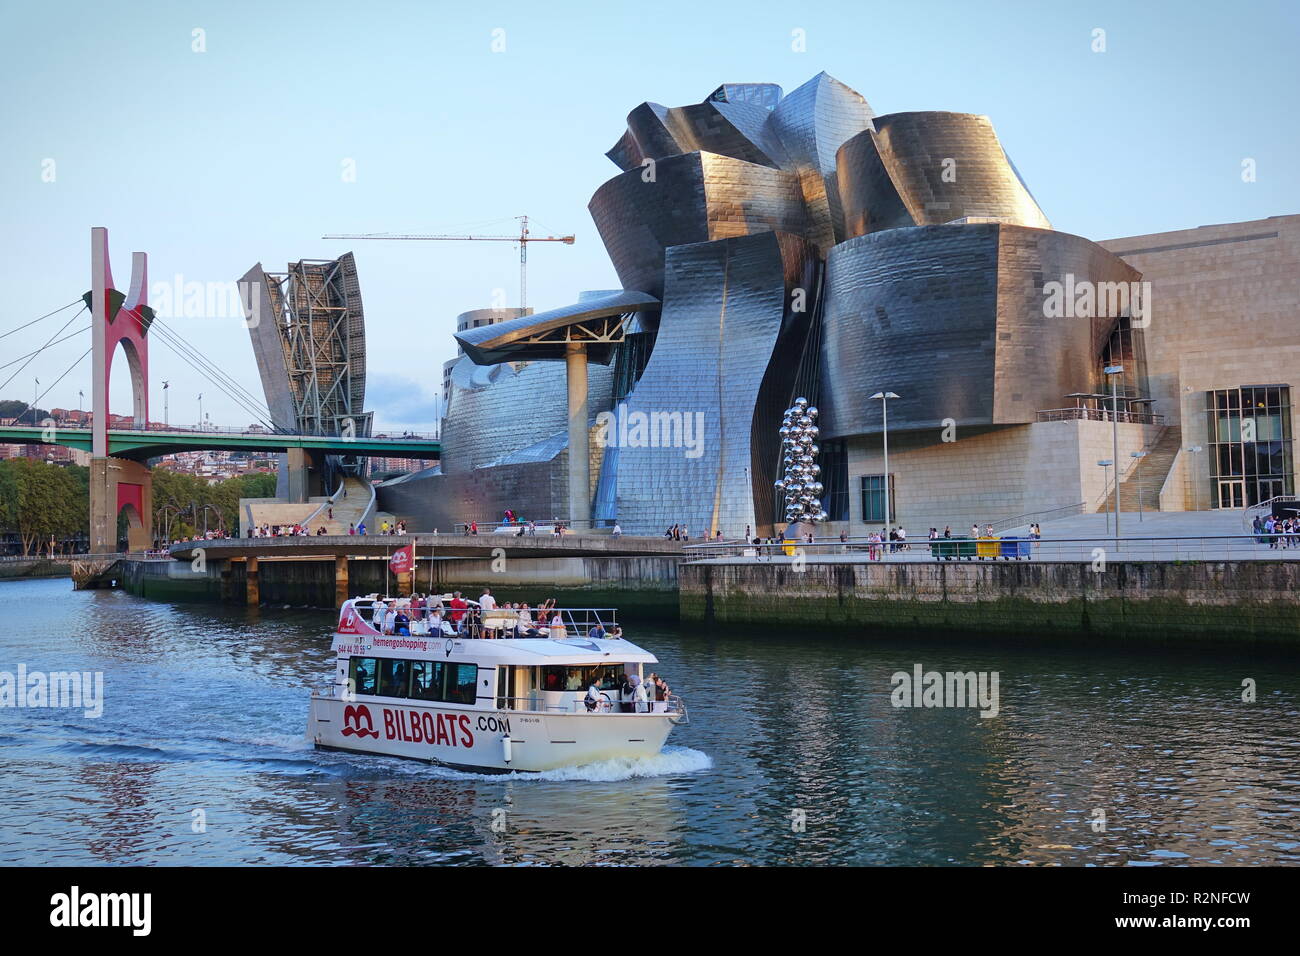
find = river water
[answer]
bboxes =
[1,577,1297,866]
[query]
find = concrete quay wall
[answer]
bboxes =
[680,559,1300,643]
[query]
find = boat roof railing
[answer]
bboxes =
[348,598,621,630]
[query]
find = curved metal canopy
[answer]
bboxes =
[454,289,659,365]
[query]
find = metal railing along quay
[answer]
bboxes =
[683,533,1300,563]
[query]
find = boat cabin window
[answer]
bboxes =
[379,659,409,698]
[350,657,379,696]
[540,664,625,693]
[350,656,477,704]
[410,661,445,701]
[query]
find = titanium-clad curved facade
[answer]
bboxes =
[385,72,1152,536]
[589,151,809,297]
[612,230,816,536]
[819,223,1141,439]
[767,72,877,251]
[836,112,1051,238]
[607,98,790,172]
[440,356,614,475]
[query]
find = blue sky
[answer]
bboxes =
[2,0,1297,431]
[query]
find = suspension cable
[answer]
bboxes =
[0,326,90,371]
[150,318,273,421]
[0,300,83,341]
[146,324,277,429]
[27,348,93,420]
[0,306,87,396]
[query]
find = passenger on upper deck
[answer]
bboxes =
[448,592,467,628]
[588,622,607,640]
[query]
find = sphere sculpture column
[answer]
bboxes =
[773,397,828,534]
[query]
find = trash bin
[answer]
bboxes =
[999,536,1031,560]
[953,536,978,560]
[976,536,1000,560]
[930,539,962,561]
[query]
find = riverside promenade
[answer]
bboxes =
[679,513,1300,643]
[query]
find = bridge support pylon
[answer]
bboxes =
[88,227,155,552]
[90,457,153,553]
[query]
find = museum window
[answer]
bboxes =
[860,474,895,523]
[1204,386,1294,508]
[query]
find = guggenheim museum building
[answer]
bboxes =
[380,73,1299,536]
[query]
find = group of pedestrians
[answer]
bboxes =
[1254,514,1299,548]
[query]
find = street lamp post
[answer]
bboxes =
[1186,444,1204,511]
[1104,364,1124,547]
[198,393,203,431]
[870,391,900,534]
[163,380,169,428]
[1131,450,1148,521]
[1098,459,1113,535]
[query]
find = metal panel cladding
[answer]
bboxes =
[768,72,876,252]
[589,152,809,297]
[613,231,815,536]
[819,224,1140,440]
[441,355,613,475]
[836,112,1052,238]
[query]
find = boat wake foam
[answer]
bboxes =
[508,746,713,782]
[343,745,714,782]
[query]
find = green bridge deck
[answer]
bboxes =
[0,424,440,461]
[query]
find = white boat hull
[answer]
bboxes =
[308,694,679,773]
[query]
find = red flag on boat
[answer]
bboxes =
[389,544,414,574]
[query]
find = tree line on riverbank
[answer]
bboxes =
[0,459,276,554]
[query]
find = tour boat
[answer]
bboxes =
[307,597,688,773]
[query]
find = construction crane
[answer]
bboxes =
[322,216,574,311]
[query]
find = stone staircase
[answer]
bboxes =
[71,556,123,590]
[309,475,375,534]
[1098,425,1182,514]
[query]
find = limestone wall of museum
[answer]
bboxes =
[842,418,1159,530]
[1101,214,1300,429]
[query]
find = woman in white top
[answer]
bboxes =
[634,677,650,713]
[548,611,567,640]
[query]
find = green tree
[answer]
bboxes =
[0,459,84,554]
[0,398,51,423]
